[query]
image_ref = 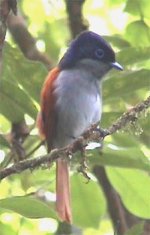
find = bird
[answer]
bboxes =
[37,31,123,223]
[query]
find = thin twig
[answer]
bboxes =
[0,96,149,180]
[108,95,150,135]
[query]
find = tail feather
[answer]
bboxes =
[56,159,72,223]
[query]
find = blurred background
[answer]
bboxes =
[0,0,150,234]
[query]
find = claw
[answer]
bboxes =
[94,127,110,139]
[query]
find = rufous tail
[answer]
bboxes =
[56,158,72,223]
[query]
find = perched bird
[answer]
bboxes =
[37,31,123,223]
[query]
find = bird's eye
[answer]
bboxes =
[95,49,104,59]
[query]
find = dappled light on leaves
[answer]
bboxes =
[0,0,150,235]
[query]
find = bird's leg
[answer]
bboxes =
[11,138,26,162]
[82,123,110,142]
[95,127,110,139]
[91,126,110,141]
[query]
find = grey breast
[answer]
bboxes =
[52,64,102,148]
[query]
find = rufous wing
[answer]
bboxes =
[37,67,60,151]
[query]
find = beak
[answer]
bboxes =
[110,62,123,71]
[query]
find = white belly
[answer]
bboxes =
[53,68,102,148]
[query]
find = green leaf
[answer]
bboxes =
[0,81,23,122]
[104,35,130,49]
[125,222,144,235]
[139,116,150,147]
[108,0,124,6]
[112,133,139,148]
[71,174,106,228]
[117,46,150,66]
[101,112,122,128]
[0,134,10,148]
[125,21,150,47]
[42,20,69,60]
[0,79,37,122]
[104,69,150,102]
[0,196,57,219]
[0,222,16,235]
[125,0,150,19]
[23,135,41,156]
[2,43,47,102]
[106,168,150,218]
[89,143,150,172]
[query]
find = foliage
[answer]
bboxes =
[0,0,150,234]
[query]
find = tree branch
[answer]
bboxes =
[143,221,150,235]
[7,11,52,70]
[93,166,128,235]
[10,120,30,161]
[0,96,149,181]
[107,95,150,135]
[0,0,17,72]
[93,166,141,235]
[65,0,88,38]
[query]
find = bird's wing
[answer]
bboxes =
[37,67,72,223]
[37,67,60,151]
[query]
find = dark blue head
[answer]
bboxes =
[59,31,123,71]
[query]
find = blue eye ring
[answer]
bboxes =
[95,48,104,59]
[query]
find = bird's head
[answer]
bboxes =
[59,31,123,74]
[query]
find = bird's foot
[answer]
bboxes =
[94,127,110,140]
